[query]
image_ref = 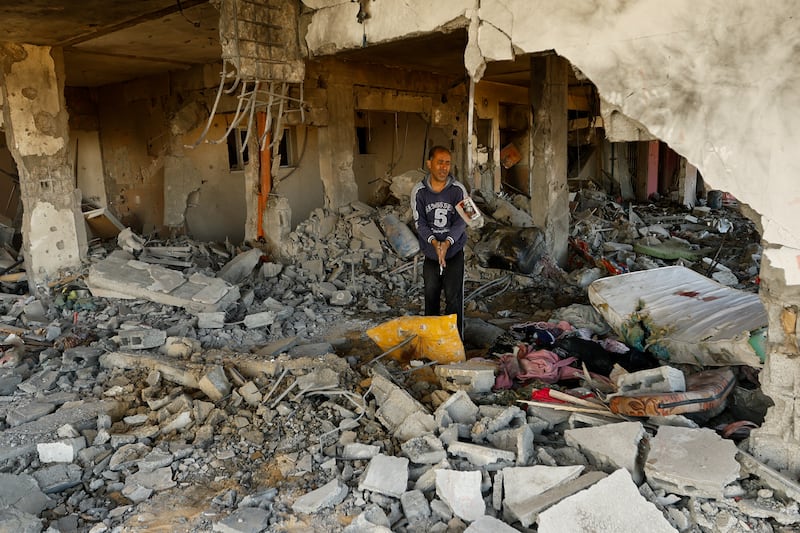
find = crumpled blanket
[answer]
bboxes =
[495,343,584,389]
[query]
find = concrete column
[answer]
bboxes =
[0,43,87,291]
[749,247,800,474]
[530,54,569,266]
[678,160,697,208]
[317,80,358,210]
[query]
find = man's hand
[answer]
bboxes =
[436,240,450,269]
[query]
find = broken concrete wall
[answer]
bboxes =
[168,122,246,243]
[474,82,529,195]
[353,110,429,205]
[93,63,247,241]
[0,135,20,226]
[306,58,468,211]
[303,1,472,54]
[272,125,324,229]
[96,73,171,236]
[65,87,106,208]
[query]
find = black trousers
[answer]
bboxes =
[423,250,464,338]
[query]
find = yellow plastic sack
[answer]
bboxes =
[366,315,465,364]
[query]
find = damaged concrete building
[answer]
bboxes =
[0,0,798,531]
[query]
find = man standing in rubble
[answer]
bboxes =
[411,145,467,339]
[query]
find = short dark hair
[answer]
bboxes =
[428,145,450,160]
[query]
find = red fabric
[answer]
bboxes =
[530,388,566,403]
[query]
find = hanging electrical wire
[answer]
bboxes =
[186,0,307,156]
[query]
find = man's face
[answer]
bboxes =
[427,150,451,183]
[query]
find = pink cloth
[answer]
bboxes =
[494,344,583,389]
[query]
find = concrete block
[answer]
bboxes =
[6,402,56,426]
[243,311,275,329]
[292,479,348,514]
[260,261,283,278]
[32,463,83,493]
[213,507,271,533]
[238,382,262,406]
[447,441,516,466]
[401,434,446,464]
[434,390,479,427]
[430,498,452,522]
[62,346,103,367]
[122,483,152,503]
[126,467,176,492]
[330,290,354,306]
[342,443,380,460]
[501,465,585,525]
[487,425,534,465]
[485,406,527,434]
[400,489,431,523]
[161,411,193,434]
[109,443,151,471]
[37,437,86,463]
[359,454,409,498]
[492,470,504,511]
[435,469,485,522]
[645,425,740,499]
[116,328,167,350]
[255,336,299,356]
[435,361,496,394]
[198,365,231,401]
[0,507,42,533]
[394,411,437,442]
[123,414,149,427]
[0,372,22,395]
[413,459,450,493]
[505,471,607,527]
[537,469,676,532]
[0,473,54,515]
[197,312,226,329]
[615,366,686,395]
[465,515,519,532]
[376,388,430,434]
[17,369,59,394]
[136,449,174,474]
[343,506,393,533]
[218,248,263,284]
[564,421,646,483]
[287,342,334,358]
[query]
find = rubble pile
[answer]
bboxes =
[564,189,762,291]
[0,317,795,532]
[0,188,789,532]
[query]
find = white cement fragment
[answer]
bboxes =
[37,438,86,463]
[478,22,513,61]
[435,469,485,523]
[564,421,645,483]
[29,202,83,277]
[292,479,348,513]
[501,465,584,508]
[359,454,409,498]
[365,1,471,46]
[765,247,800,286]
[305,3,363,54]
[537,469,677,533]
[645,425,740,499]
